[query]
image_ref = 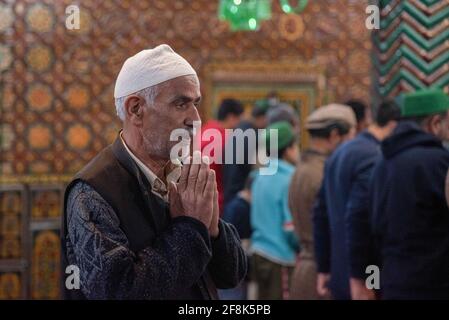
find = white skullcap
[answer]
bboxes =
[114,44,197,98]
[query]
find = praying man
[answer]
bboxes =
[62,44,247,300]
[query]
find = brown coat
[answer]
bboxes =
[288,149,327,300]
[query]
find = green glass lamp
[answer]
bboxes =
[218,0,272,31]
[219,0,308,31]
[279,0,308,14]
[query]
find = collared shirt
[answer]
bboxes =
[120,132,181,202]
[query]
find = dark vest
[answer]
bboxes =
[61,136,218,300]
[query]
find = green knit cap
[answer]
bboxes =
[400,88,449,117]
[253,99,271,114]
[265,121,295,150]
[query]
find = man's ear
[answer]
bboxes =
[329,128,341,144]
[387,120,398,132]
[124,95,145,125]
[428,114,442,135]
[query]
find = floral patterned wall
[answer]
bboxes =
[0,0,371,178]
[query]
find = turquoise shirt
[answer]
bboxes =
[250,159,300,266]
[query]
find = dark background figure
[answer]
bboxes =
[345,100,401,300]
[223,99,269,207]
[313,100,400,300]
[251,121,299,300]
[370,89,449,300]
[223,175,253,241]
[201,98,244,215]
[223,98,299,208]
[446,169,449,208]
[289,104,356,300]
[220,174,254,300]
[345,100,373,134]
[266,102,300,135]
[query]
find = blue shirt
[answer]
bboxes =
[223,195,251,240]
[250,159,299,265]
[314,131,381,300]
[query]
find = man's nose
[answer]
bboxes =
[185,105,201,125]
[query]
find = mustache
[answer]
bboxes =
[182,125,194,136]
[174,126,194,141]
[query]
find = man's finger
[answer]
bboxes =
[208,185,219,237]
[187,151,202,191]
[195,161,209,196]
[169,181,177,199]
[213,183,218,217]
[169,182,182,218]
[203,170,215,199]
[178,156,192,192]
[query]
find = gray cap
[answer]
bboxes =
[306,104,357,130]
[267,103,298,126]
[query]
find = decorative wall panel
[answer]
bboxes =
[31,189,62,220]
[31,229,60,299]
[29,185,63,299]
[373,0,449,99]
[0,190,23,259]
[0,186,28,299]
[0,0,371,178]
[0,272,22,299]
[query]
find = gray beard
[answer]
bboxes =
[142,131,167,160]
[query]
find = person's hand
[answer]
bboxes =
[169,151,215,230]
[169,181,183,218]
[317,273,330,297]
[350,278,376,300]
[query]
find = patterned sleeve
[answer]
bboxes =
[208,219,248,289]
[66,181,213,299]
